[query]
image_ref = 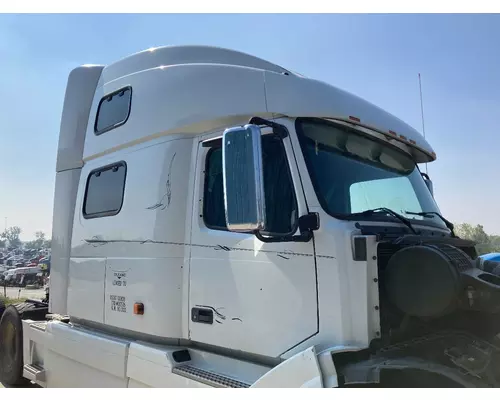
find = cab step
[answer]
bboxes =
[23,363,46,383]
[172,364,250,388]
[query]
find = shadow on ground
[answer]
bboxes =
[0,381,40,388]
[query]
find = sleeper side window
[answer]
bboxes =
[83,162,127,219]
[203,134,298,235]
[94,87,132,135]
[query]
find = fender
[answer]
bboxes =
[251,346,324,388]
[316,345,365,388]
[250,345,362,388]
[339,356,484,388]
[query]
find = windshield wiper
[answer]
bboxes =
[348,207,418,234]
[404,211,456,237]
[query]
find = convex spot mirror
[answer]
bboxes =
[222,124,266,233]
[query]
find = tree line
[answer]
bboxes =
[454,223,500,255]
[0,226,51,250]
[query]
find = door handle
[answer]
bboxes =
[191,307,213,324]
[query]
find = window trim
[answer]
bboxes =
[201,134,300,236]
[94,86,132,136]
[260,135,300,237]
[82,161,127,220]
[202,146,228,232]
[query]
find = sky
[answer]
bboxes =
[0,13,499,240]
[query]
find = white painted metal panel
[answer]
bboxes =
[128,379,151,388]
[50,65,103,315]
[99,45,289,84]
[264,70,435,163]
[56,65,104,172]
[251,346,323,388]
[71,137,193,259]
[67,257,106,323]
[189,242,318,357]
[43,321,130,387]
[69,138,193,337]
[45,351,128,388]
[126,343,210,388]
[104,257,183,337]
[49,168,82,315]
[83,64,267,161]
[188,128,318,358]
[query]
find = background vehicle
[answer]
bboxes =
[1,45,500,388]
[37,256,51,273]
[479,253,500,262]
[3,270,15,285]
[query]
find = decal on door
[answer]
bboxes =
[110,295,127,313]
[112,271,127,287]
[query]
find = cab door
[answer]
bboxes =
[188,122,318,358]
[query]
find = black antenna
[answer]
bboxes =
[418,73,428,174]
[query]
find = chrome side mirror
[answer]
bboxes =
[222,124,266,232]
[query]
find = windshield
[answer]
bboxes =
[295,118,447,229]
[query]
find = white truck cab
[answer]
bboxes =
[1,45,500,388]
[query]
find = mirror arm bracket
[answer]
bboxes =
[248,117,289,139]
[254,213,320,244]
[254,231,313,244]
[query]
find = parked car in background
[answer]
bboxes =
[479,253,500,262]
[3,270,15,284]
[477,253,500,276]
[38,256,51,273]
[4,266,42,287]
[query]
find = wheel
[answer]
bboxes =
[0,301,48,386]
[0,305,27,386]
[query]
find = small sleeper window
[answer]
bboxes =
[83,162,127,218]
[95,87,132,134]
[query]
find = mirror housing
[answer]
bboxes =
[222,124,266,232]
[421,172,434,197]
